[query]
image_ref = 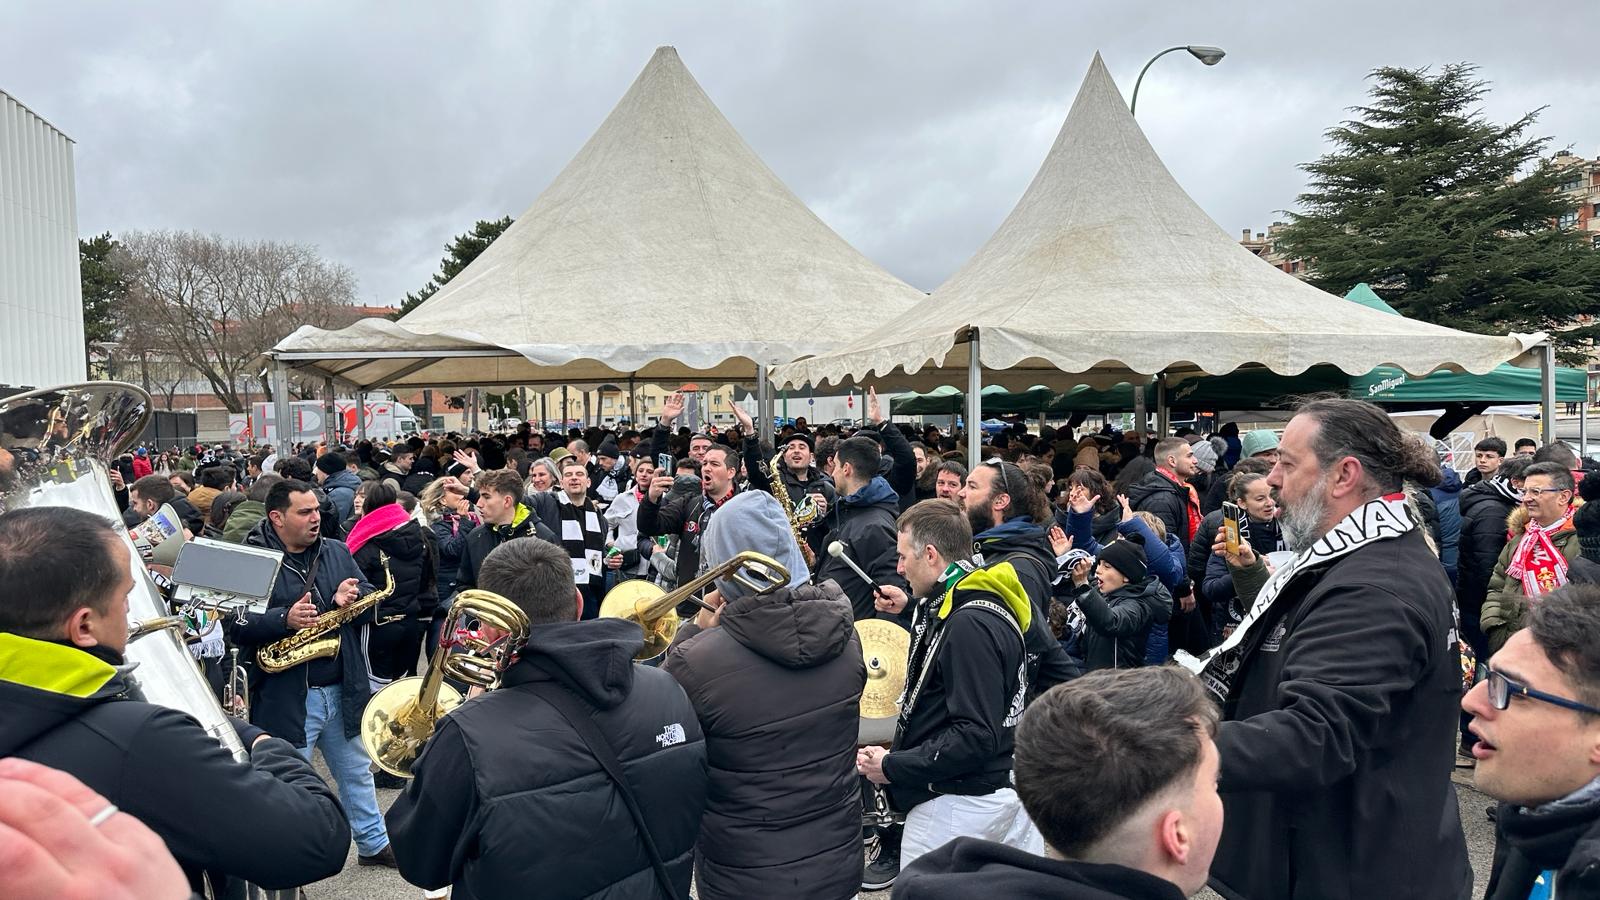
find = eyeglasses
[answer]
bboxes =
[1485,668,1600,717]
[983,458,1020,502]
[1522,487,1571,498]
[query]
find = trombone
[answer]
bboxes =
[359,589,530,778]
[598,551,788,661]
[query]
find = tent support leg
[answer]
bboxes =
[357,389,368,443]
[422,389,433,436]
[517,387,527,426]
[755,365,774,449]
[1133,378,1148,443]
[628,377,637,425]
[322,377,336,448]
[966,334,982,465]
[1541,343,1557,446]
[1582,401,1589,460]
[562,386,569,431]
[1155,372,1169,437]
[539,391,547,433]
[271,362,292,457]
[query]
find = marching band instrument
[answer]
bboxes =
[361,589,530,777]
[0,383,309,900]
[223,647,250,719]
[255,555,394,674]
[767,451,818,568]
[855,619,910,831]
[828,540,879,590]
[598,550,789,661]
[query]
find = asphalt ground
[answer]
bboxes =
[299,760,1497,899]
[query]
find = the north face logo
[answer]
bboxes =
[656,723,686,748]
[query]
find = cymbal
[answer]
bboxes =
[856,619,910,720]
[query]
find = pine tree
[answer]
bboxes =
[1275,64,1600,362]
[79,232,128,363]
[394,216,514,319]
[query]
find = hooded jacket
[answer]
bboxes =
[351,508,438,682]
[663,581,866,900]
[895,837,1187,900]
[386,618,709,900]
[974,517,1082,693]
[428,511,478,598]
[1127,469,1197,545]
[231,520,375,747]
[321,468,363,523]
[450,494,559,600]
[1456,480,1522,650]
[0,634,349,891]
[1206,528,1468,900]
[884,561,1031,812]
[814,475,909,621]
[1483,506,1581,653]
[1429,466,1463,581]
[222,498,267,544]
[1067,574,1172,671]
[1485,780,1600,900]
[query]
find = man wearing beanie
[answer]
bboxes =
[1063,534,1172,671]
[314,451,362,524]
[662,492,866,900]
[590,438,630,505]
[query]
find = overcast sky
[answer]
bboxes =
[5,2,1597,307]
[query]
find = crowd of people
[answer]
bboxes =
[5,387,1600,899]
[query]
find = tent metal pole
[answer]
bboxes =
[356,389,368,443]
[562,386,569,431]
[469,388,480,434]
[271,362,293,457]
[1540,343,1557,446]
[539,391,547,433]
[422,389,433,436]
[628,376,637,425]
[322,377,336,448]
[1155,372,1169,436]
[1133,378,1148,442]
[966,333,982,465]
[517,387,528,426]
[755,365,774,449]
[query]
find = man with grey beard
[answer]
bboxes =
[1182,398,1468,900]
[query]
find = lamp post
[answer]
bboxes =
[1129,45,1226,116]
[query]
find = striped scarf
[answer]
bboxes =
[558,492,605,586]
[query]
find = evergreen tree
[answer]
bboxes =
[1275,64,1600,362]
[79,232,128,363]
[394,216,514,319]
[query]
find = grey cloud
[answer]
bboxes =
[3,1,1596,304]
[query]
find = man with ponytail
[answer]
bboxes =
[1184,397,1468,900]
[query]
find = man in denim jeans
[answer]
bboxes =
[233,479,397,867]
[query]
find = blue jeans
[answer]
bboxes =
[299,684,388,856]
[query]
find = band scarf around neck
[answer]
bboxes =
[1175,495,1414,703]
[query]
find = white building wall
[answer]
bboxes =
[0,89,85,389]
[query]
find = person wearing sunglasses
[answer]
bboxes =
[1483,462,1579,654]
[1464,584,1600,898]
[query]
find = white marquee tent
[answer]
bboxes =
[268,46,924,445]
[770,54,1549,461]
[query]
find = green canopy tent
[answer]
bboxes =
[891,384,1055,415]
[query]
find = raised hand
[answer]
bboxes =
[1047,524,1073,557]
[662,392,686,423]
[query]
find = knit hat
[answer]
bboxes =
[1097,537,1148,584]
[1240,430,1280,459]
[1191,440,1218,474]
[596,439,620,460]
[700,491,811,599]
[1576,478,1600,564]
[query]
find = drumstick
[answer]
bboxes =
[827,541,879,590]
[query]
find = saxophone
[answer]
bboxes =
[768,451,818,568]
[257,554,395,674]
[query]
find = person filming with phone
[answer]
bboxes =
[1201,471,1283,644]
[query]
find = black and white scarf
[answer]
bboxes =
[557,492,605,585]
[1175,495,1414,703]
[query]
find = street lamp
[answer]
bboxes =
[1130,45,1226,116]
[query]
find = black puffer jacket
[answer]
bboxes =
[896,837,1188,900]
[1127,470,1195,544]
[0,637,349,891]
[814,476,909,621]
[663,581,866,900]
[387,618,709,899]
[1067,575,1172,671]
[450,496,559,599]
[428,512,478,598]
[1456,480,1519,653]
[352,515,438,624]
[973,518,1082,693]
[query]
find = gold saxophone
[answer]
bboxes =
[768,451,819,568]
[257,554,394,674]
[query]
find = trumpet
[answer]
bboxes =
[360,589,530,778]
[598,551,789,661]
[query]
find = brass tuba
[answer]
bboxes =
[256,555,394,674]
[0,383,245,760]
[360,589,529,777]
[597,550,789,661]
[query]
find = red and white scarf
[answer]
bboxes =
[1506,508,1575,598]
